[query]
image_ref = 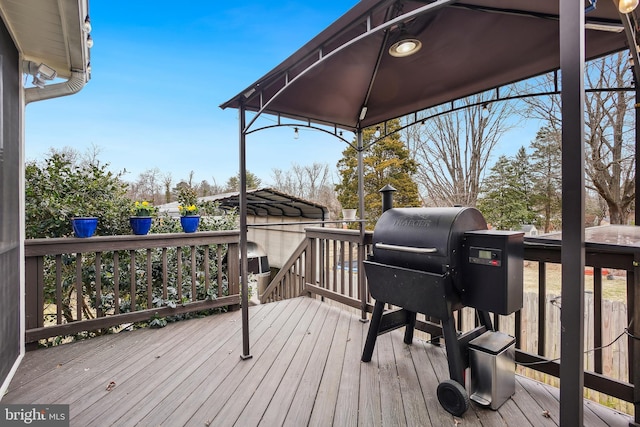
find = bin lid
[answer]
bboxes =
[469,331,515,355]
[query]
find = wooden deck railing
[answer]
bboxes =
[260,228,373,311]
[24,231,240,344]
[263,226,640,421]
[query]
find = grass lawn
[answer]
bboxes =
[523,261,628,302]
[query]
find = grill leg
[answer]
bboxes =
[362,300,385,362]
[442,317,465,385]
[404,311,417,344]
[477,310,493,331]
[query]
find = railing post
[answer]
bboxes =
[227,242,240,304]
[24,256,43,349]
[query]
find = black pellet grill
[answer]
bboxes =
[361,207,523,416]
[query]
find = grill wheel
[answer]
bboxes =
[437,379,470,417]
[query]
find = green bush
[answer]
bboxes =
[25,149,131,238]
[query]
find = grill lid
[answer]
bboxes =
[371,207,487,279]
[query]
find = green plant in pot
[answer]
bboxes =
[130,201,156,235]
[177,187,200,233]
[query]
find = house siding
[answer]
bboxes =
[0,14,21,394]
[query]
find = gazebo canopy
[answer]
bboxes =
[220,2,640,423]
[221,0,635,131]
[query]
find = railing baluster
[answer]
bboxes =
[95,252,102,318]
[217,245,223,296]
[331,239,335,293]
[177,246,182,301]
[76,253,83,321]
[191,246,197,302]
[348,241,354,298]
[204,246,210,294]
[538,262,546,356]
[594,267,603,374]
[129,250,136,311]
[162,248,168,299]
[114,251,120,315]
[336,240,343,294]
[56,255,62,324]
[147,249,153,308]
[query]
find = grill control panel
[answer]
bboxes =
[461,230,524,315]
[468,247,502,267]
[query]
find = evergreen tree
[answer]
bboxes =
[335,120,421,229]
[224,171,262,192]
[477,150,537,230]
[529,127,562,232]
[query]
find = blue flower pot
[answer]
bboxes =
[180,215,200,233]
[130,216,153,235]
[71,217,98,238]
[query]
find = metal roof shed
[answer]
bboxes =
[221,1,640,424]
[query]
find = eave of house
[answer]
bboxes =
[0,0,90,81]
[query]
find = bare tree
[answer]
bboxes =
[163,173,172,203]
[272,162,341,220]
[519,52,635,224]
[129,168,163,204]
[404,93,516,206]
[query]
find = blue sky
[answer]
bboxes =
[24,1,536,187]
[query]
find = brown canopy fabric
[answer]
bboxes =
[221,0,634,131]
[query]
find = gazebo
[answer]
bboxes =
[221,1,640,425]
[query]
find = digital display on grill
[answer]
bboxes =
[469,246,501,267]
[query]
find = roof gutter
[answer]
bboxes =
[24,64,87,104]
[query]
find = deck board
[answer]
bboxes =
[332,315,363,427]
[2,297,633,427]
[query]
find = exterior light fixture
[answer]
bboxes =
[31,75,46,88]
[87,34,94,48]
[83,16,92,33]
[359,106,368,121]
[619,0,639,13]
[482,103,490,118]
[294,127,299,140]
[24,61,57,88]
[389,37,422,57]
[36,63,57,80]
[374,126,381,138]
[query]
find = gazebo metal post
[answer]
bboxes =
[634,75,640,427]
[239,101,252,360]
[559,0,585,424]
[357,129,368,322]
[636,78,640,228]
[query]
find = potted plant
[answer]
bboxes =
[130,201,156,235]
[71,216,98,238]
[177,187,200,233]
[68,195,99,238]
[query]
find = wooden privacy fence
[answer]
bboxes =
[24,231,240,344]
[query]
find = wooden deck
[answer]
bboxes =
[3,297,633,426]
